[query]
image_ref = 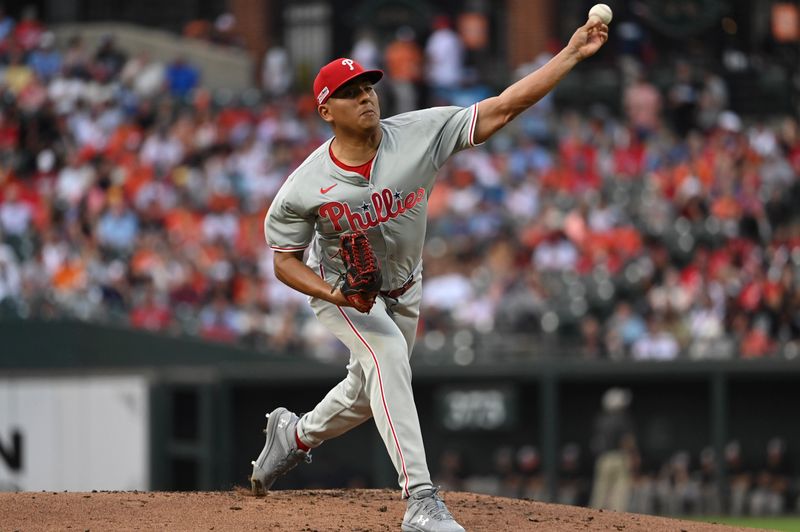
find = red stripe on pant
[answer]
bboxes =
[321,264,411,497]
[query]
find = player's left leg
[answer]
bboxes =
[250,407,311,494]
[295,352,372,444]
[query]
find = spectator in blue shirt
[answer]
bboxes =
[0,6,14,43]
[28,31,62,82]
[165,56,199,99]
[96,194,139,255]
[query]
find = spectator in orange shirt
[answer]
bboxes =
[384,26,423,115]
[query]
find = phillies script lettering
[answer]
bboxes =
[319,187,426,231]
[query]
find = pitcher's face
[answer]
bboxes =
[319,79,381,131]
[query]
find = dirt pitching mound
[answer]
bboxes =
[1,489,752,531]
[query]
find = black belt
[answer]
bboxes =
[380,277,416,299]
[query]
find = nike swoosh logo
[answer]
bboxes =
[320,184,338,194]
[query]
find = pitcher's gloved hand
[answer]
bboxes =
[335,231,382,313]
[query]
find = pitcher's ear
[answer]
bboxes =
[318,104,334,123]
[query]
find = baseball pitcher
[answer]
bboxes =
[251,17,608,532]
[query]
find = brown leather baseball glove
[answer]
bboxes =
[333,231,382,313]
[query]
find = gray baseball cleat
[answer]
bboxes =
[250,407,311,495]
[401,487,465,532]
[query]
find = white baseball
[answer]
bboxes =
[588,3,613,24]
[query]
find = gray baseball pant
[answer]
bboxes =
[296,273,430,498]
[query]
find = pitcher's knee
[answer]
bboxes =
[383,345,412,367]
[365,345,412,380]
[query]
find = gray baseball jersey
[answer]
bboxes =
[263,104,480,498]
[264,104,480,289]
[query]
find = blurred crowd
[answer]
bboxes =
[433,436,798,517]
[431,389,798,516]
[0,8,799,363]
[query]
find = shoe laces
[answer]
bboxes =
[414,488,453,521]
[273,448,312,474]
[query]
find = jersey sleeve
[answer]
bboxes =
[424,104,481,169]
[263,178,314,252]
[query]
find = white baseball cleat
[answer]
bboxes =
[249,407,311,495]
[401,487,465,532]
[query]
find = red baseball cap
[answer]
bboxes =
[313,58,383,105]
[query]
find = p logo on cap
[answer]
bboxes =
[313,58,383,105]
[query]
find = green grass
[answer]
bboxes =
[692,516,800,531]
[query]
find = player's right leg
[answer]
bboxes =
[250,407,311,495]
